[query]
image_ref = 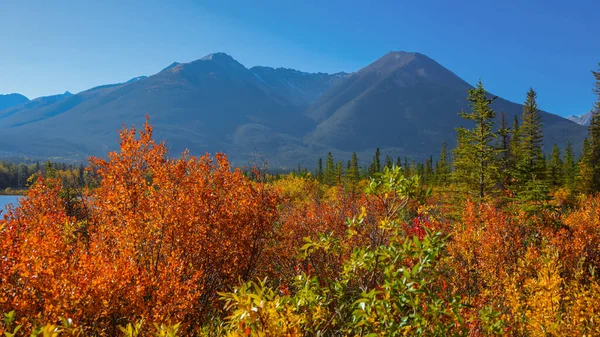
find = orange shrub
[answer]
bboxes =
[0,120,280,334]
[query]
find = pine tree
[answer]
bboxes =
[385,155,393,170]
[509,114,522,170]
[584,63,600,192]
[518,88,545,181]
[497,112,511,189]
[563,141,576,190]
[548,144,563,187]
[577,138,594,193]
[346,152,360,192]
[436,141,450,186]
[324,152,336,185]
[416,162,425,178]
[424,155,434,184]
[498,112,510,159]
[335,162,344,186]
[453,80,501,199]
[369,148,381,176]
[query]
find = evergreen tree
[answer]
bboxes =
[436,141,450,185]
[369,148,381,176]
[453,80,501,199]
[324,152,336,185]
[416,162,425,178]
[424,156,434,184]
[578,138,595,193]
[509,115,522,171]
[548,144,563,187]
[335,162,344,186]
[395,157,401,168]
[385,155,393,170]
[497,112,511,189]
[316,157,324,183]
[563,141,576,190]
[518,88,545,181]
[346,152,360,192]
[583,63,600,192]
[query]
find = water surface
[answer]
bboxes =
[0,195,22,213]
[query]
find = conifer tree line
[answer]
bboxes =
[308,63,600,199]
[0,161,88,191]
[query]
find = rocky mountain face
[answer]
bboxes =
[568,109,597,126]
[0,52,588,166]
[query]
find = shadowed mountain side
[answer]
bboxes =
[0,51,589,166]
[0,93,29,111]
[304,52,587,157]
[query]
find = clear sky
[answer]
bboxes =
[0,0,598,117]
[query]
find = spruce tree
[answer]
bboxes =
[510,115,522,170]
[453,80,501,199]
[563,141,576,190]
[346,152,360,192]
[424,155,434,184]
[385,155,393,170]
[518,88,545,181]
[369,148,381,176]
[548,144,563,187]
[498,112,511,189]
[436,141,450,186]
[335,162,344,186]
[578,138,595,193]
[584,63,600,192]
[316,158,324,182]
[325,152,336,185]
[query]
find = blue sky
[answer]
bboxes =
[0,0,598,117]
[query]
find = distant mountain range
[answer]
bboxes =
[0,93,29,111]
[568,109,597,126]
[0,52,589,167]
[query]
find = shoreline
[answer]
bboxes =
[0,189,27,196]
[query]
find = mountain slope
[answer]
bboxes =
[250,66,349,106]
[0,93,29,111]
[304,52,587,157]
[0,51,589,165]
[0,53,321,162]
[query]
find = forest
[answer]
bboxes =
[0,161,86,194]
[0,66,600,336]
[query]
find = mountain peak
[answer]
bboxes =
[0,93,30,111]
[161,62,180,72]
[200,52,235,62]
[362,51,429,74]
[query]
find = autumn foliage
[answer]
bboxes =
[1,120,600,336]
[0,121,280,335]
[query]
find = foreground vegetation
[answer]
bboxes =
[1,67,600,336]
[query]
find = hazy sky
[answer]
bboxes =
[1,0,598,117]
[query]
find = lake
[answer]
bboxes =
[0,195,22,213]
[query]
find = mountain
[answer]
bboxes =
[0,93,29,111]
[0,91,74,127]
[0,53,342,162]
[0,51,589,166]
[250,66,349,106]
[304,51,587,157]
[568,109,597,126]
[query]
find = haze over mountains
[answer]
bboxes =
[0,52,589,166]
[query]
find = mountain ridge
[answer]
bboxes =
[0,51,588,166]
